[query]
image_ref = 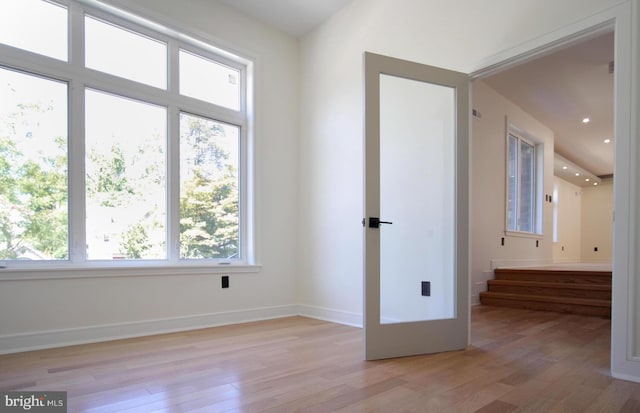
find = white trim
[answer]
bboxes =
[504,230,543,240]
[609,0,640,381]
[611,371,640,384]
[297,304,363,328]
[0,264,262,281]
[0,304,297,355]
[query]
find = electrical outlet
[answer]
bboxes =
[421,281,430,296]
[221,275,229,288]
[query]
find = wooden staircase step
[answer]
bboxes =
[494,268,611,284]
[487,279,611,300]
[479,291,611,318]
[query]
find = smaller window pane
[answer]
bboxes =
[85,90,167,260]
[506,134,518,231]
[519,141,535,232]
[0,68,68,260]
[85,16,167,89]
[180,50,240,110]
[180,113,239,259]
[0,0,68,61]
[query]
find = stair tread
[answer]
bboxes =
[493,270,611,284]
[487,279,611,291]
[479,291,611,307]
[495,268,612,276]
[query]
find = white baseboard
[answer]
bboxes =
[297,304,362,328]
[0,305,298,355]
[611,370,640,384]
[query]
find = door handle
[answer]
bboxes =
[368,217,393,228]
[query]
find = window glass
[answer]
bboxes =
[519,140,535,232]
[507,133,538,233]
[0,68,68,260]
[0,0,68,61]
[85,16,167,89]
[507,134,518,231]
[180,50,240,110]
[85,89,167,260]
[179,113,239,259]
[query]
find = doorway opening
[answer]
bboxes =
[469,26,616,357]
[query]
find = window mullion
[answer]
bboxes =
[167,106,180,263]
[69,1,84,68]
[168,39,179,95]
[68,80,86,263]
[167,40,180,263]
[68,3,87,263]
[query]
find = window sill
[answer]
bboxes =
[505,230,543,240]
[0,263,262,281]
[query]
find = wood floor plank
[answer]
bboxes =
[1,306,640,413]
[474,399,517,413]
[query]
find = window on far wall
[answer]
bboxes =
[0,0,251,267]
[506,131,541,234]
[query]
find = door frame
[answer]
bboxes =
[468,2,637,381]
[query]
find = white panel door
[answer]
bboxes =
[364,52,469,360]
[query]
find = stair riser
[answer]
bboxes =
[494,273,610,284]
[488,285,611,300]
[480,296,611,318]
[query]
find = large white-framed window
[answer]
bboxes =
[0,0,254,271]
[506,125,543,236]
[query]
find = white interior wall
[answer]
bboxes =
[0,0,300,353]
[553,176,583,263]
[581,179,614,262]
[470,80,554,304]
[298,0,639,380]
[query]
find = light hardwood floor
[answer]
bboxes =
[1,306,639,412]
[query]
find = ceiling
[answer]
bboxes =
[483,32,615,183]
[217,1,614,185]
[218,0,351,37]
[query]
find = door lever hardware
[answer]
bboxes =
[369,217,393,228]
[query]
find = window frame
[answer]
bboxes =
[505,123,544,238]
[0,0,257,276]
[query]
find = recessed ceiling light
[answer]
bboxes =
[562,166,568,170]
[585,178,590,182]
[604,138,611,143]
[594,182,599,186]
[582,117,590,124]
[575,172,580,176]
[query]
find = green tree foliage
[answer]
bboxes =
[1,102,239,261]
[120,223,151,259]
[179,115,239,259]
[86,145,134,207]
[0,105,68,260]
